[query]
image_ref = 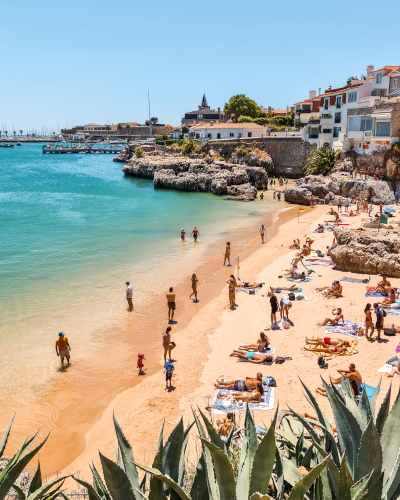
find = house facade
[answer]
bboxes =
[182,94,231,125]
[188,122,267,141]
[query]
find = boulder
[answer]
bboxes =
[330,227,400,276]
[226,183,257,200]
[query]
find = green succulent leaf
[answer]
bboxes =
[381,387,400,488]
[354,417,382,485]
[26,476,67,500]
[350,473,373,500]
[282,459,303,487]
[133,464,191,500]
[73,477,103,500]
[382,446,400,499]
[357,386,372,429]
[178,421,194,488]
[90,463,111,500]
[149,421,166,500]
[162,418,184,490]
[224,424,235,453]
[295,432,304,467]
[375,383,392,437]
[190,454,209,500]
[0,415,15,458]
[200,439,236,500]
[369,377,382,417]
[286,453,331,499]
[358,472,383,500]
[311,439,339,500]
[28,462,42,496]
[198,409,225,453]
[338,450,352,500]
[11,483,26,500]
[100,451,136,500]
[287,407,322,446]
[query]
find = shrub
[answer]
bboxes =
[135,147,144,158]
[305,146,340,176]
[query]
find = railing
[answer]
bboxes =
[308,119,320,124]
[309,134,319,139]
[321,114,331,119]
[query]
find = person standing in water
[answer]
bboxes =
[56,332,71,366]
[191,226,200,242]
[189,273,198,302]
[126,281,133,309]
[223,242,231,266]
[260,224,266,243]
[181,228,186,241]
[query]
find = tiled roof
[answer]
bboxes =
[293,100,312,105]
[319,83,363,97]
[190,122,266,130]
[376,66,400,75]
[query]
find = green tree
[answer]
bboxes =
[161,133,169,141]
[150,117,158,125]
[237,116,254,122]
[117,124,123,129]
[347,76,358,85]
[224,94,259,122]
[181,125,189,134]
[305,146,340,175]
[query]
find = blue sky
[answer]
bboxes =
[1,0,399,131]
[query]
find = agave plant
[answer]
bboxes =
[277,377,400,500]
[0,416,67,500]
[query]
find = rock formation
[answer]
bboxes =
[123,157,270,200]
[330,227,400,277]
[284,175,394,205]
[113,144,157,163]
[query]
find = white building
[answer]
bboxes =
[189,122,268,141]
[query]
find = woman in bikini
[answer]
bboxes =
[223,242,231,266]
[189,273,198,302]
[305,337,350,349]
[217,383,264,404]
[378,288,396,308]
[181,228,186,240]
[260,224,266,243]
[369,276,391,296]
[270,285,299,292]
[289,239,300,249]
[304,345,348,355]
[324,281,343,298]
[320,308,344,326]
[162,326,172,363]
[239,332,270,352]
[364,303,374,341]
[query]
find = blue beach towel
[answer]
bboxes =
[358,383,379,401]
[287,277,312,282]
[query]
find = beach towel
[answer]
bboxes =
[306,261,331,267]
[377,364,400,377]
[236,286,262,295]
[237,345,276,356]
[383,307,400,317]
[359,383,379,401]
[210,387,275,414]
[305,336,359,358]
[365,286,386,297]
[306,258,331,263]
[341,277,370,283]
[323,320,364,340]
[293,291,312,301]
[286,277,312,283]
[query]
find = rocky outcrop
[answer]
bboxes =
[330,227,400,277]
[123,157,268,199]
[225,183,257,201]
[113,144,157,163]
[284,175,394,205]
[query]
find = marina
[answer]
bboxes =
[42,144,124,154]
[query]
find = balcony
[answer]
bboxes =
[309,133,319,139]
[320,114,333,126]
[308,116,320,124]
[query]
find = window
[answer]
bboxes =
[322,129,332,134]
[349,116,372,131]
[393,78,398,89]
[375,121,390,137]
[229,133,234,137]
[217,133,221,139]
[324,98,329,109]
[309,129,319,139]
[333,127,341,138]
[198,114,203,119]
[376,74,382,83]
[247,132,252,138]
[372,88,386,97]
[348,92,357,102]
[335,112,341,124]
[336,96,342,108]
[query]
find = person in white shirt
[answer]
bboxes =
[126,281,133,309]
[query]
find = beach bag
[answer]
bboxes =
[283,318,290,329]
[288,292,296,301]
[263,376,277,388]
[382,309,387,318]
[384,328,396,336]
[249,289,255,295]
[275,356,285,364]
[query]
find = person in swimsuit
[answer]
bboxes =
[239,332,270,352]
[181,228,186,241]
[320,308,344,326]
[162,326,172,363]
[229,350,274,364]
[369,276,391,296]
[270,285,299,292]
[260,192,264,201]
[305,337,350,349]
[260,224,266,243]
[165,359,175,388]
[217,383,264,404]
[279,296,292,320]
[364,303,374,341]
[324,281,343,298]
[215,373,263,391]
[217,413,235,438]
[268,292,279,326]
[289,239,300,249]
[166,287,176,323]
[189,273,198,302]
[223,242,231,266]
[305,345,347,355]
[316,364,362,397]
[191,226,200,242]
[227,276,236,309]
[137,353,146,374]
[304,235,314,248]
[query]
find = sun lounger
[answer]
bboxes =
[210,387,275,414]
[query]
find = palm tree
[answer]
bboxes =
[305,146,340,176]
[20,129,23,136]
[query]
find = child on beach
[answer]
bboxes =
[165,359,175,388]
[137,353,146,374]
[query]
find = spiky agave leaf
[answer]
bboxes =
[353,418,382,487]
[350,472,373,500]
[381,388,400,490]
[286,454,331,500]
[236,407,258,500]
[99,451,136,500]
[369,378,382,418]
[0,416,15,458]
[133,464,191,500]
[73,477,103,500]
[149,421,166,500]
[10,483,25,500]
[28,462,42,496]
[25,476,67,500]
[311,438,339,499]
[375,383,392,437]
[178,420,194,489]
[197,409,225,453]
[190,454,209,500]
[199,439,236,500]
[90,463,111,500]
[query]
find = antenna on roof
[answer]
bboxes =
[148,90,151,139]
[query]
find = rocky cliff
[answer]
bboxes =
[122,157,269,200]
[113,144,156,163]
[330,227,400,277]
[284,175,394,205]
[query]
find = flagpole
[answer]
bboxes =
[237,256,240,281]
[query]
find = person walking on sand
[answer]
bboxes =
[165,359,175,389]
[227,275,236,309]
[189,273,198,302]
[166,287,176,323]
[364,303,375,341]
[260,224,266,243]
[373,302,385,340]
[191,226,200,242]
[337,198,343,213]
[310,194,315,207]
[181,228,186,241]
[163,326,172,363]
[223,242,231,266]
[126,281,133,309]
[137,353,146,374]
[56,332,71,366]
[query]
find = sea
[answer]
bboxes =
[0,143,282,467]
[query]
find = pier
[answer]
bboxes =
[42,145,124,154]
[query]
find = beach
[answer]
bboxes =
[57,202,400,480]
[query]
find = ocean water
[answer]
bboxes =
[0,143,281,440]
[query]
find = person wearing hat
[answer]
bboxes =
[56,332,71,365]
[126,281,133,309]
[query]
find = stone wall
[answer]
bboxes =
[204,137,316,177]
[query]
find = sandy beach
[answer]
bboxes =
[55,200,400,481]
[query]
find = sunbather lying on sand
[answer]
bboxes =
[319,308,344,326]
[270,285,299,292]
[239,332,270,352]
[289,239,300,249]
[368,276,391,296]
[285,265,312,280]
[229,350,274,364]
[215,372,263,391]
[217,383,264,403]
[387,359,400,378]
[305,345,348,355]
[314,224,324,233]
[305,336,349,348]
[377,288,396,307]
[239,282,263,289]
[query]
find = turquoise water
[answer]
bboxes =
[0,144,281,421]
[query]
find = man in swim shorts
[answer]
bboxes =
[56,332,71,366]
[191,226,200,242]
[166,287,176,323]
[126,280,133,309]
[230,350,274,364]
[215,373,263,391]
